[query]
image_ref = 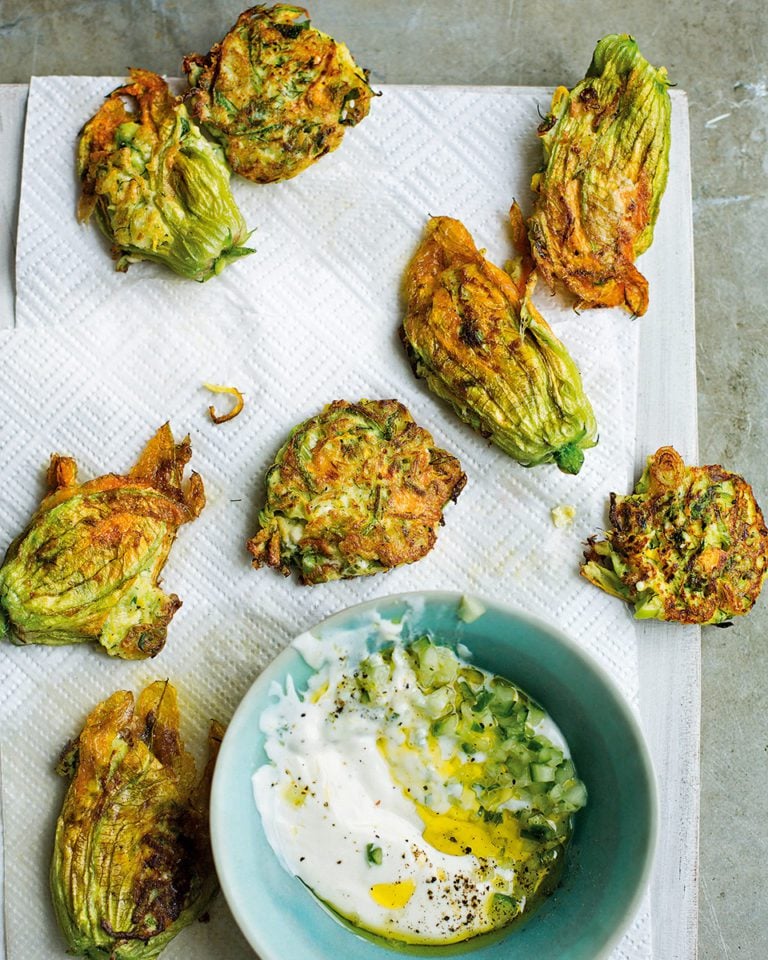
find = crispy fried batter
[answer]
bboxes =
[203,382,245,424]
[51,682,222,959]
[402,212,598,475]
[78,69,253,280]
[527,35,671,316]
[183,4,374,183]
[247,399,465,584]
[581,447,768,624]
[0,424,205,658]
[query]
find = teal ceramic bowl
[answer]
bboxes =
[210,592,656,959]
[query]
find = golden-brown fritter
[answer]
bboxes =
[247,399,466,584]
[183,4,374,183]
[581,447,768,624]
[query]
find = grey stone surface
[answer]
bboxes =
[1,1,767,956]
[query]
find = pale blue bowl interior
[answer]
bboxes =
[211,592,656,959]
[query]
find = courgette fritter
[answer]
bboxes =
[183,4,374,183]
[528,34,671,316]
[51,681,222,959]
[247,399,466,584]
[581,447,768,624]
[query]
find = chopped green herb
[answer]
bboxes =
[365,843,383,866]
[481,807,504,825]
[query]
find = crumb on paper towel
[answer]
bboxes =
[551,504,576,528]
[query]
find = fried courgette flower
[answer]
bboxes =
[401,212,598,475]
[582,447,768,624]
[183,4,374,183]
[0,424,205,659]
[528,34,671,316]
[77,69,253,281]
[247,399,466,583]
[51,681,223,959]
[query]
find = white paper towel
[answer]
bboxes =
[4,77,652,958]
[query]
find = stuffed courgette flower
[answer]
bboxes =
[77,69,253,280]
[183,4,374,183]
[402,212,598,475]
[0,424,205,659]
[528,34,671,316]
[51,681,222,960]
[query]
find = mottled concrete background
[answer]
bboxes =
[1,1,766,956]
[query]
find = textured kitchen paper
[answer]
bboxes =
[4,78,654,958]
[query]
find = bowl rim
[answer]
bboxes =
[210,589,658,960]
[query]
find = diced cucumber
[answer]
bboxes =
[457,595,486,623]
[480,807,504,825]
[459,699,476,726]
[409,636,459,688]
[481,785,515,808]
[430,711,458,737]
[365,843,383,865]
[498,721,526,743]
[530,763,557,783]
[525,781,550,796]
[488,698,518,719]
[410,635,432,657]
[520,824,550,841]
[489,676,517,696]
[460,666,486,687]
[561,781,588,809]
[488,891,519,921]
[555,759,575,783]
[356,657,392,699]
[364,635,590,854]
[423,686,452,718]
[471,690,493,713]
[527,704,545,726]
